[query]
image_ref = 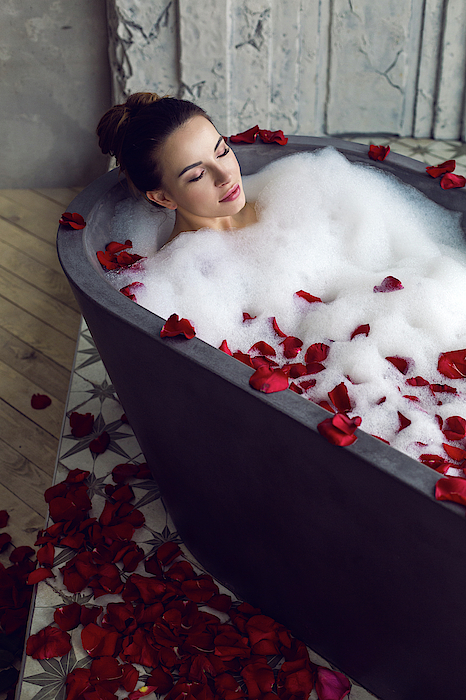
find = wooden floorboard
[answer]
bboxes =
[0,187,79,559]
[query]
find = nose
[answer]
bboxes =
[214,163,231,187]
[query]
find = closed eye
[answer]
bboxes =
[218,146,230,158]
[189,171,205,182]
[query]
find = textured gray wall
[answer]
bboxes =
[108,0,466,141]
[0,0,112,188]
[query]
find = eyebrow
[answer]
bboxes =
[178,136,224,178]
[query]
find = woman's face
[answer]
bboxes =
[146,116,246,222]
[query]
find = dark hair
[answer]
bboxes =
[96,92,211,195]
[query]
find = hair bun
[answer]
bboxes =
[96,92,161,164]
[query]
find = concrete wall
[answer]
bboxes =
[108,0,466,141]
[0,0,112,188]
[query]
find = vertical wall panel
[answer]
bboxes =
[326,0,415,135]
[433,0,466,139]
[413,0,444,137]
[107,0,179,103]
[178,0,229,134]
[229,0,273,132]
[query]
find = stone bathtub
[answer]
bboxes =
[58,137,466,700]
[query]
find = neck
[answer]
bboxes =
[168,202,257,242]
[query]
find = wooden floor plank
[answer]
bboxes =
[0,439,50,517]
[0,268,81,339]
[0,399,58,475]
[0,481,46,565]
[0,239,79,312]
[0,217,63,273]
[0,295,77,369]
[0,327,71,401]
[0,358,65,439]
[0,193,60,244]
[32,188,79,208]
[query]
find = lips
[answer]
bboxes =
[219,184,241,203]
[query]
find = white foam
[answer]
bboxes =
[107,147,466,465]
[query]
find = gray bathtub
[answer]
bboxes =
[58,137,466,700]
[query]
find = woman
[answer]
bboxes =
[97,92,257,244]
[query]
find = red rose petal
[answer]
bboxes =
[328,383,352,413]
[315,666,351,700]
[440,173,466,189]
[89,431,110,454]
[0,510,9,528]
[368,144,390,161]
[317,413,361,446]
[397,411,411,432]
[295,290,322,304]
[305,343,330,363]
[9,545,35,563]
[66,668,92,700]
[258,129,288,145]
[59,212,86,229]
[26,625,72,659]
[31,393,52,409]
[301,379,317,390]
[54,602,82,631]
[219,340,233,355]
[285,363,309,378]
[426,160,456,178]
[442,416,466,442]
[386,356,412,375]
[27,567,55,584]
[430,383,457,394]
[435,476,466,506]
[157,541,181,566]
[97,250,120,270]
[69,411,94,438]
[271,317,287,338]
[350,324,370,339]
[147,668,174,694]
[249,366,289,393]
[438,349,466,378]
[106,240,132,254]
[233,351,255,368]
[161,313,196,339]
[373,276,404,293]
[281,336,303,359]
[81,622,119,657]
[249,341,276,356]
[243,312,257,322]
[120,281,145,302]
[229,125,260,143]
[443,443,466,462]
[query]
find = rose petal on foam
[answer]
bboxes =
[249,341,276,357]
[435,476,466,506]
[243,312,257,322]
[31,393,52,409]
[440,173,466,189]
[59,212,86,229]
[386,356,412,375]
[258,129,288,145]
[301,379,317,390]
[442,416,466,442]
[281,336,303,359]
[305,343,330,363]
[271,317,287,338]
[405,376,429,387]
[442,443,466,462]
[350,324,370,340]
[315,666,351,700]
[430,383,457,394]
[219,340,233,355]
[160,314,196,339]
[425,160,456,178]
[120,281,145,302]
[368,144,390,161]
[397,412,411,432]
[328,383,352,413]
[26,626,72,659]
[438,349,466,378]
[317,413,361,446]
[106,240,133,254]
[249,366,289,393]
[295,290,322,304]
[229,125,260,143]
[289,382,303,394]
[285,363,309,379]
[373,276,404,293]
[97,250,120,270]
[233,351,255,368]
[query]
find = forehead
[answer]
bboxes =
[161,116,220,174]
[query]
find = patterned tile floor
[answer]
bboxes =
[18,138,466,700]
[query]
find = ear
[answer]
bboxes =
[146,189,177,210]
